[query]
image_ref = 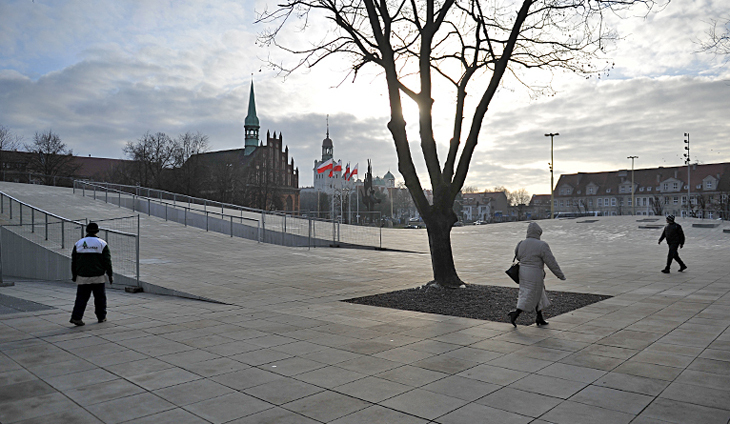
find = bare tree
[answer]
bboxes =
[510,188,531,220]
[260,0,659,288]
[650,195,664,216]
[123,132,177,188]
[461,185,479,193]
[173,131,210,196]
[0,125,23,179]
[701,18,730,57]
[25,130,78,185]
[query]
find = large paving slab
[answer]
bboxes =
[1,181,729,423]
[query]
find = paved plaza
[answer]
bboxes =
[1,181,730,423]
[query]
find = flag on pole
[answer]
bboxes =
[328,168,333,178]
[334,160,342,172]
[344,162,350,181]
[349,163,358,181]
[316,158,333,174]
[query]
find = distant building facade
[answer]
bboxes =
[460,191,511,223]
[553,162,730,219]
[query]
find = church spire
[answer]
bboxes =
[244,80,259,156]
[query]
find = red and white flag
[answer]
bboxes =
[334,160,342,172]
[316,158,333,174]
[349,163,358,181]
[344,162,350,180]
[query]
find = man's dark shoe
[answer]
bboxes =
[661,269,670,274]
[678,266,687,272]
[98,318,107,323]
[70,318,85,326]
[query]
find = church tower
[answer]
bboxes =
[244,81,259,156]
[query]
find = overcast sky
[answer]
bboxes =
[1,0,728,196]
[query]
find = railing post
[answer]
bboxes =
[61,221,65,249]
[148,197,151,216]
[73,180,76,194]
[31,209,35,233]
[206,212,209,231]
[184,208,187,227]
[105,188,108,203]
[19,203,22,226]
[9,199,12,220]
[93,185,96,200]
[118,191,121,207]
[45,213,48,240]
[165,204,168,221]
[136,214,140,288]
[230,216,233,237]
[1,193,3,214]
[308,217,312,250]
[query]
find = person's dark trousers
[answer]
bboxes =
[71,283,107,321]
[666,243,686,270]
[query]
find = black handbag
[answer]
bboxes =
[505,242,520,284]
[506,262,520,284]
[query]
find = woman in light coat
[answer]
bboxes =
[508,221,565,327]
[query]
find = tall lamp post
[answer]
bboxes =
[683,133,690,218]
[545,133,559,219]
[628,156,638,216]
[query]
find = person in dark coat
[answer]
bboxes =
[70,222,113,326]
[658,214,686,274]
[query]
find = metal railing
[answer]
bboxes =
[73,180,383,249]
[0,191,140,285]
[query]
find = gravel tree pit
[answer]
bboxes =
[343,284,612,326]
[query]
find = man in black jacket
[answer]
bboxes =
[658,215,687,274]
[70,222,113,326]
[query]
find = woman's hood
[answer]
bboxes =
[526,222,542,239]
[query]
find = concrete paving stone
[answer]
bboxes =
[211,367,285,390]
[533,337,591,352]
[598,330,662,350]
[457,364,528,386]
[126,367,202,391]
[410,354,480,375]
[246,334,300,349]
[0,391,80,423]
[176,356,249,377]
[0,368,37,386]
[0,379,57,404]
[659,329,719,348]
[226,406,322,424]
[183,391,274,424]
[508,373,589,399]
[570,384,654,415]
[64,378,147,406]
[282,390,370,422]
[540,399,635,424]
[434,402,532,424]
[486,354,553,373]
[333,375,413,403]
[153,378,235,406]
[202,339,265,356]
[674,369,730,391]
[377,364,450,387]
[117,335,194,357]
[338,339,399,355]
[536,363,607,384]
[244,378,324,405]
[468,339,525,354]
[299,346,362,365]
[52,334,109,350]
[420,374,501,402]
[157,348,221,367]
[431,331,491,346]
[120,407,210,424]
[592,371,670,396]
[631,349,697,368]
[628,416,675,424]
[262,356,327,376]
[580,343,638,360]
[84,392,176,424]
[11,407,104,424]
[643,341,704,357]
[380,388,469,420]
[699,348,730,362]
[687,357,730,376]
[230,347,292,366]
[3,343,79,368]
[512,345,573,362]
[613,359,685,382]
[549,331,606,344]
[330,405,429,424]
[441,346,503,363]
[336,355,403,375]
[708,339,730,351]
[106,357,176,379]
[479,387,564,417]
[640,398,730,424]
[660,381,730,411]
[295,365,367,388]
[559,351,625,371]
[26,356,98,379]
[44,367,118,391]
[374,346,435,364]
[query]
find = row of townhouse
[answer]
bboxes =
[550,162,730,219]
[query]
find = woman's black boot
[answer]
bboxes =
[535,307,548,326]
[508,309,522,328]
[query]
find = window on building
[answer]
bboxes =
[559,200,564,207]
[664,197,669,205]
[647,187,652,191]
[604,198,609,206]
[673,182,679,190]
[628,199,632,206]
[611,198,616,206]
[639,187,644,192]
[706,181,713,189]
[673,196,679,205]
[587,187,595,195]
[606,188,611,193]
[682,196,686,205]
[597,198,603,207]
[663,183,669,191]
[588,199,593,207]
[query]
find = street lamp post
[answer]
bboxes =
[628,156,638,216]
[545,133,559,219]
[683,133,690,218]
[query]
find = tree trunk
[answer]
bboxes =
[423,208,463,289]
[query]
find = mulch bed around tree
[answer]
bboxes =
[343,283,612,326]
